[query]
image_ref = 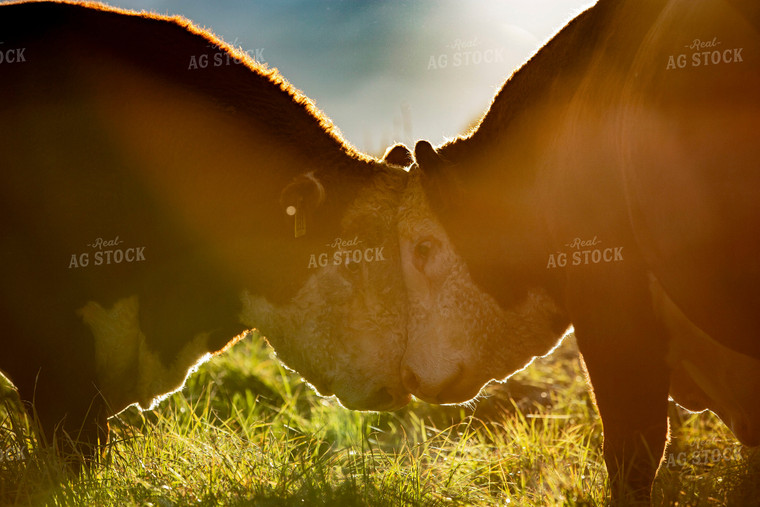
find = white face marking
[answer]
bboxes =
[397,173,566,404]
[239,270,408,411]
[650,274,760,446]
[79,296,216,414]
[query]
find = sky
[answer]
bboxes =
[103,0,597,156]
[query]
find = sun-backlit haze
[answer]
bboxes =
[104,0,596,156]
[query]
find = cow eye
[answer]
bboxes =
[412,239,437,274]
[415,240,432,260]
[414,240,433,259]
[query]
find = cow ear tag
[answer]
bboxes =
[286,196,307,238]
[281,172,324,238]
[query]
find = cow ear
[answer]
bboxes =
[382,143,413,167]
[280,172,326,238]
[413,140,459,213]
[414,140,443,172]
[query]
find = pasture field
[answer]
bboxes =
[1,333,758,506]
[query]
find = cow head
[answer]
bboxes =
[240,159,412,411]
[397,140,569,405]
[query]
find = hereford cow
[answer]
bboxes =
[0,1,411,463]
[398,0,760,501]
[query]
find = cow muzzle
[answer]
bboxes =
[338,386,412,412]
[401,363,484,405]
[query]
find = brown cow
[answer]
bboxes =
[398,0,760,502]
[0,1,410,463]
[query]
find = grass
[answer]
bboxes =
[1,333,758,506]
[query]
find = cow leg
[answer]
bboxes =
[33,396,110,469]
[579,345,670,503]
[12,362,109,469]
[570,271,671,504]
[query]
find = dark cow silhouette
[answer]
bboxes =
[398,0,760,501]
[0,1,410,463]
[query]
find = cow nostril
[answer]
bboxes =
[402,366,421,392]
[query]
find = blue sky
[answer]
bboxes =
[104,0,596,156]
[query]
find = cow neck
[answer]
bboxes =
[427,0,668,309]
[443,0,667,174]
[425,3,606,302]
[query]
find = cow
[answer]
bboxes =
[397,0,760,502]
[0,0,411,464]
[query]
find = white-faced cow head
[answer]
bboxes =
[397,141,570,405]
[241,162,411,411]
